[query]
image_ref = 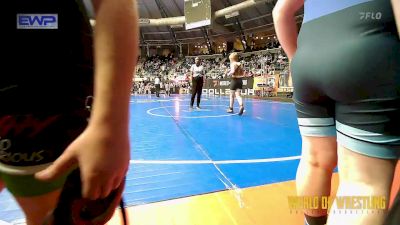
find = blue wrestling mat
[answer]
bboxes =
[0,94,302,223]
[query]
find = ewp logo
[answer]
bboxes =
[17,14,58,29]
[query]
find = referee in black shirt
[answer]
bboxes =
[189,57,205,109]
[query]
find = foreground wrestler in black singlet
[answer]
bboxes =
[0,0,139,224]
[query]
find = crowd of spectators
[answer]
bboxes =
[132,47,290,95]
[135,48,288,79]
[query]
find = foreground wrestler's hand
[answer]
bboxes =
[35,124,130,200]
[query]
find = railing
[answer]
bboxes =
[184,48,283,59]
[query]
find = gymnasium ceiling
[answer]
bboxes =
[86,0,304,46]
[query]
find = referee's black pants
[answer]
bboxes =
[155,84,160,97]
[190,76,203,107]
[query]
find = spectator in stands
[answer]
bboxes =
[279,68,289,87]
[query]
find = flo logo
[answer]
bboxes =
[17,14,58,29]
[359,12,382,20]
